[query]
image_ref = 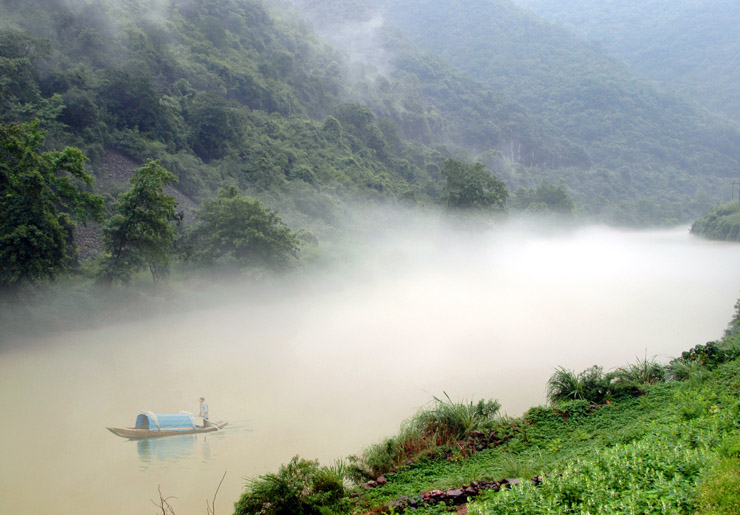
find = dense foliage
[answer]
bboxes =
[690,201,740,242]
[515,0,740,123]
[0,121,103,287]
[511,181,575,215]
[1,0,738,243]
[234,456,346,515]
[100,160,179,284]
[0,0,445,207]
[442,159,508,213]
[370,0,740,224]
[185,187,299,271]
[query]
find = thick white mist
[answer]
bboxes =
[2,222,740,514]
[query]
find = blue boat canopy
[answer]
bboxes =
[135,411,196,431]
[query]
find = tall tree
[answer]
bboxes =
[185,187,299,272]
[441,158,508,213]
[0,121,103,288]
[100,160,179,285]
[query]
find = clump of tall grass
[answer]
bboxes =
[667,357,706,382]
[547,357,667,405]
[547,366,609,404]
[234,456,346,515]
[612,355,666,385]
[351,393,501,479]
[408,393,501,441]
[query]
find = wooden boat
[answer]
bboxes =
[107,410,228,439]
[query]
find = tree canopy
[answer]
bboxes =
[186,188,299,272]
[442,159,508,213]
[690,201,740,242]
[0,121,103,288]
[100,160,179,285]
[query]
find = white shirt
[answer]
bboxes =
[199,401,209,419]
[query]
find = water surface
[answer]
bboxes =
[2,224,739,514]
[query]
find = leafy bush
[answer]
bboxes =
[234,456,346,515]
[546,367,584,403]
[682,341,739,369]
[548,359,667,406]
[691,201,740,243]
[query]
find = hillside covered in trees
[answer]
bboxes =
[514,0,740,124]
[2,0,740,293]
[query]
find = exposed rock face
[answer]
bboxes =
[74,151,199,259]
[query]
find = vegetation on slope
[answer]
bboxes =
[374,0,740,224]
[691,201,740,242]
[235,305,740,514]
[514,0,740,123]
[0,0,447,208]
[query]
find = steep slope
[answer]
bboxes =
[0,0,446,235]
[380,0,740,177]
[291,0,740,224]
[291,0,590,171]
[514,0,740,123]
[3,0,739,226]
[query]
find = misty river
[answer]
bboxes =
[3,224,740,514]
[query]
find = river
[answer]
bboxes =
[2,224,740,514]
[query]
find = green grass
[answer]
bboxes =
[235,309,740,514]
[349,394,501,481]
[696,457,740,514]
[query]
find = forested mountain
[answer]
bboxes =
[513,0,740,124]
[0,0,447,236]
[355,0,740,223]
[2,0,739,240]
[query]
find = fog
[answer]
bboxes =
[2,220,740,514]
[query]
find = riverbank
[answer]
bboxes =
[236,310,740,514]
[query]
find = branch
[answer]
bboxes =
[151,485,177,515]
[207,471,227,515]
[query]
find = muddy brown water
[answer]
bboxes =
[2,225,740,514]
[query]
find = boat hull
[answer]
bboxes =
[107,422,228,439]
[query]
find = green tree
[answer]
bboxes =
[0,121,103,288]
[185,187,299,272]
[100,160,179,285]
[441,158,508,212]
[512,181,575,215]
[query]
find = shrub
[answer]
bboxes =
[682,341,739,369]
[234,456,346,515]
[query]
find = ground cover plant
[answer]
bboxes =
[235,305,740,514]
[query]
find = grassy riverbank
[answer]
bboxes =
[236,308,740,514]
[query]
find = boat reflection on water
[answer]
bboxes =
[136,434,211,469]
[132,422,243,471]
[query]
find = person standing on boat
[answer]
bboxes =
[199,397,209,427]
